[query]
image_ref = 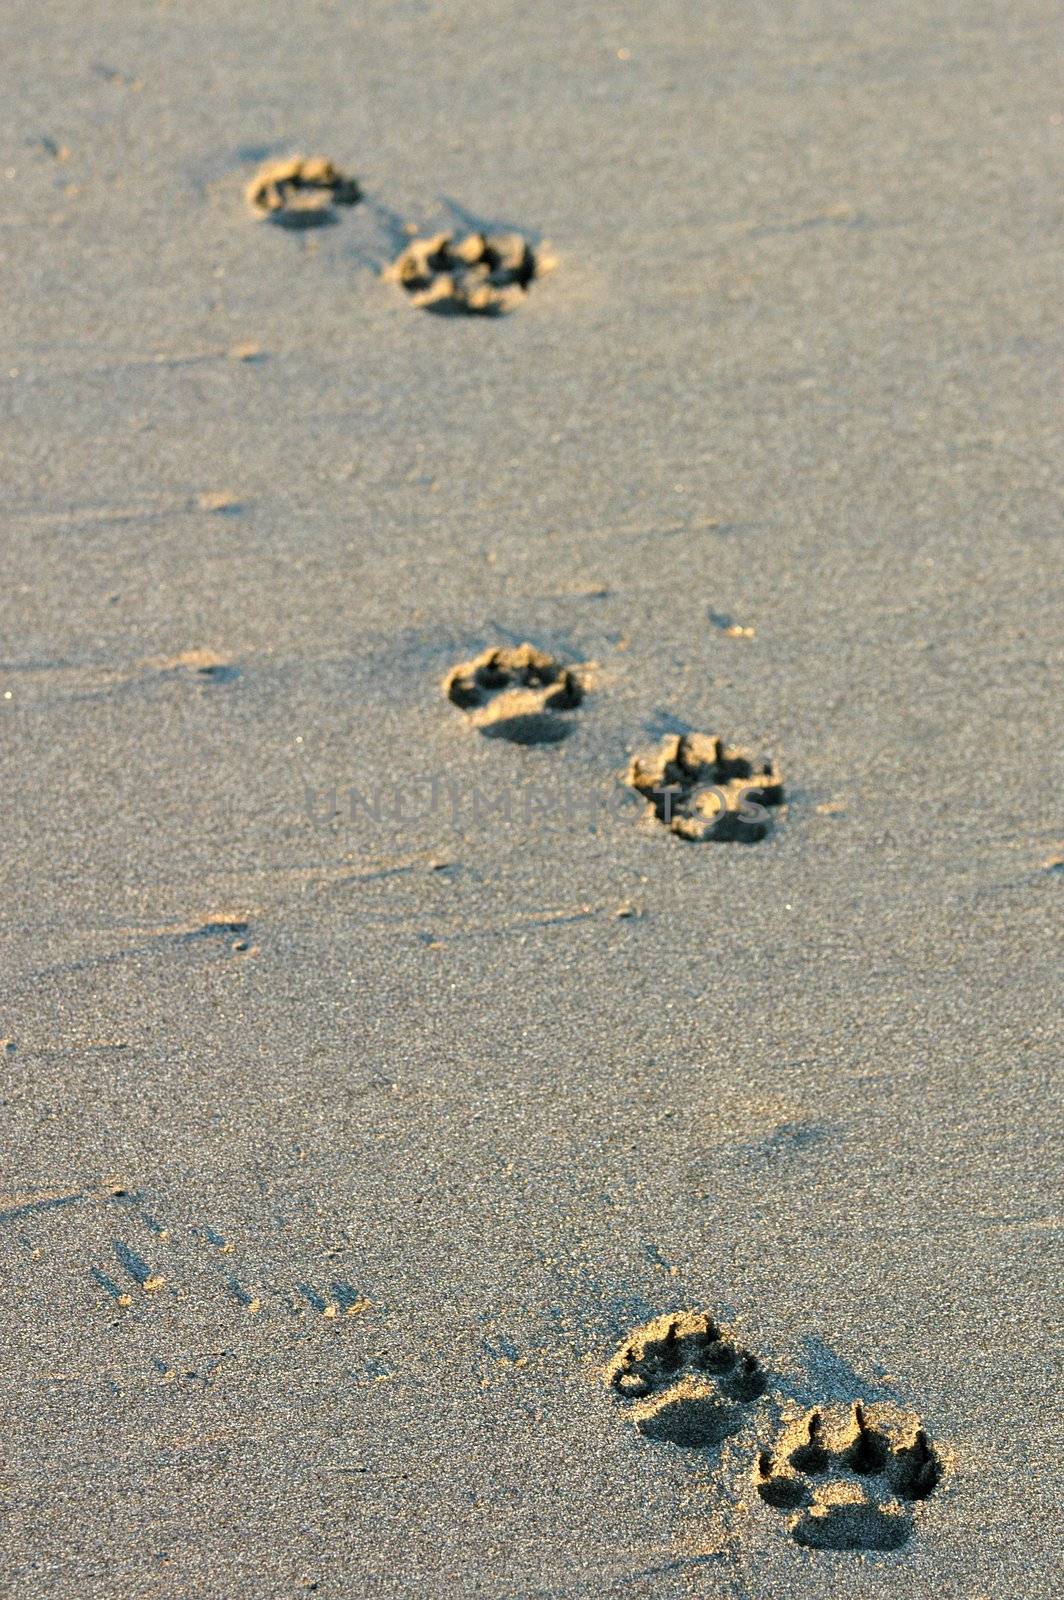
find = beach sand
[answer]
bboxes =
[1,2,1061,1595]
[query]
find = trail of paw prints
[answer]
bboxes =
[753,1402,943,1551]
[443,643,585,745]
[240,152,554,315]
[605,1311,768,1447]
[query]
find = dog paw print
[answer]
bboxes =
[624,732,784,842]
[245,155,361,228]
[443,644,584,744]
[754,1402,943,1551]
[386,231,555,315]
[605,1312,768,1448]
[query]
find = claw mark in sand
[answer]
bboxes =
[605,1311,768,1447]
[298,1281,372,1319]
[708,610,756,639]
[443,644,585,744]
[111,1240,166,1295]
[226,1276,262,1314]
[754,1402,944,1550]
[91,1267,133,1307]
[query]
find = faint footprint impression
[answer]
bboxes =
[625,732,784,842]
[754,1402,943,1551]
[144,648,240,684]
[386,231,556,315]
[443,644,584,744]
[605,1311,768,1447]
[245,155,361,228]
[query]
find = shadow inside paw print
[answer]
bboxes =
[624,732,784,842]
[443,644,584,745]
[755,1403,943,1551]
[606,1311,768,1447]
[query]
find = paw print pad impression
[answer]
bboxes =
[443,644,584,744]
[625,733,784,842]
[605,1312,768,1448]
[755,1402,943,1550]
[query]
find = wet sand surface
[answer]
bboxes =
[1,2,1061,1595]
